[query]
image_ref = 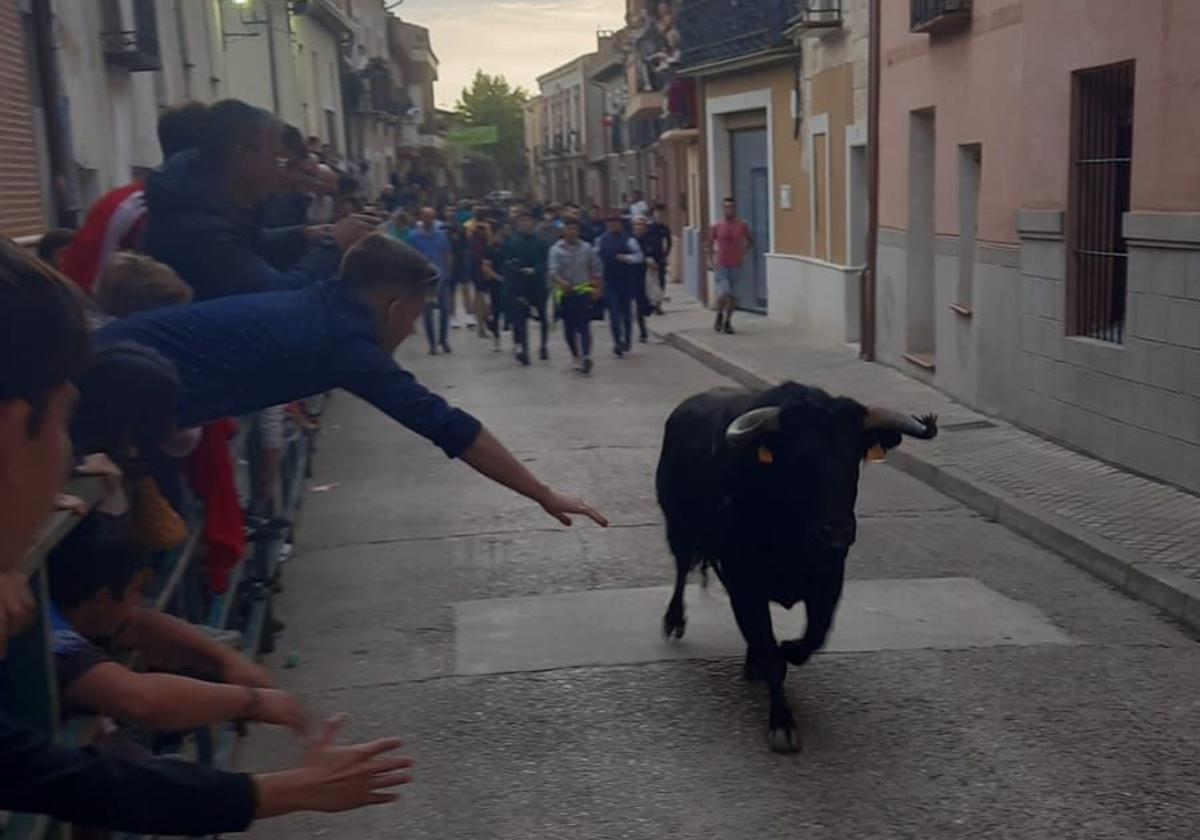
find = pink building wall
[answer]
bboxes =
[878,0,1024,245]
[880,0,1200,233]
[1021,0,1200,213]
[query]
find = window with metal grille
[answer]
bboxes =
[1067,62,1134,343]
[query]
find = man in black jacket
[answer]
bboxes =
[142,99,376,301]
[0,238,412,834]
[503,210,551,365]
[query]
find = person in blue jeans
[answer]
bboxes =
[596,214,644,357]
[407,207,453,355]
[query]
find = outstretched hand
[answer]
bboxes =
[254,716,414,818]
[540,490,609,528]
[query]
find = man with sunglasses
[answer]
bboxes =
[142,99,377,302]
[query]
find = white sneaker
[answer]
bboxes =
[464,314,477,328]
[450,316,463,329]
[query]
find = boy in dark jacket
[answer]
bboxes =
[503,211,551,365]
[596,214,644,357]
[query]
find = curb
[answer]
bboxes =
[658,326,1200,636]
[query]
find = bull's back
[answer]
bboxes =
[656,387,753,510]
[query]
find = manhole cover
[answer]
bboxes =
[943,420,998,432]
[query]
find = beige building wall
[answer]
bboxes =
[704,63,807,252]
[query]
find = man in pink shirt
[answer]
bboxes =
[709,197,754,334]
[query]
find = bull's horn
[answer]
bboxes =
[864,408,939,440]
[725,406,782,446]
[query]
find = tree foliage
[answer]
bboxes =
[454,70,529,190]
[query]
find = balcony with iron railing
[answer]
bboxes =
[792,0,844,30]
[100,0,161,72]
[910,0,972,33]
[677,0,797,71]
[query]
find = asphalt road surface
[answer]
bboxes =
[241,321,1200,840]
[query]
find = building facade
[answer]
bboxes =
[344,0,399,198]
[617,0,698,286]
[524,96,548,202]
[771,0,870,343]
[876,0,1200,492]
[585,31,623,210]
[391,18,447,195]
[537,54,594,206]
[3,0,447,236]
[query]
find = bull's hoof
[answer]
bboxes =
[779,639,814,666]
[767,726,801,754]
[662,612,686,640]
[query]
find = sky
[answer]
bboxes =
[393,0,626,108]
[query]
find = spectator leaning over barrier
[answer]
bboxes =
[142,99,377,301]
[60,101,210,293]
[96,232,609,528]
[46,513,307,733]
[255,125,327,272]
[0,237,413,834]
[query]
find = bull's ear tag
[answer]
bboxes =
[757,445,774,465]
[867,443,887,463]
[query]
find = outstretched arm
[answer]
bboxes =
[460,427,608,527]
[339,344,608,527]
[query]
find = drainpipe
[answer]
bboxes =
[264,0,281,115]
[861,0,881,361]
[174,0,191,99]
[30,0,77,226]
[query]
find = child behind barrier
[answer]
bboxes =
[46,513,307,734]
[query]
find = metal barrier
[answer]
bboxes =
[1,409,317,840]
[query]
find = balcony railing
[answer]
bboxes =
[910,0,972,33]
[100,0,161,72]
[677,0,797,70]
[796,0,843,29]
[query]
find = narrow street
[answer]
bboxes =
[238,324,1200,840]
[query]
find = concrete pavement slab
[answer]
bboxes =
[454,578,1072,676]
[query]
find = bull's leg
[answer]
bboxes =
[661,528,690,639]
[781,556,846,667]
[729,590,798,754]
[662,565,688,639]
[742,648,763,682]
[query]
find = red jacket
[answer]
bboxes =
[59,182,147,292]
[186,420,245,595]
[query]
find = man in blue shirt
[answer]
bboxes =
[408,206,453,355]
[96,233,607,527]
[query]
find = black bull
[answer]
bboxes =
[655,382,937,753]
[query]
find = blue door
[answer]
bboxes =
[731,127,770,312]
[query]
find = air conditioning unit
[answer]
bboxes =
[802,0,843,29]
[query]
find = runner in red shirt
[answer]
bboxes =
[709,197,754,334]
